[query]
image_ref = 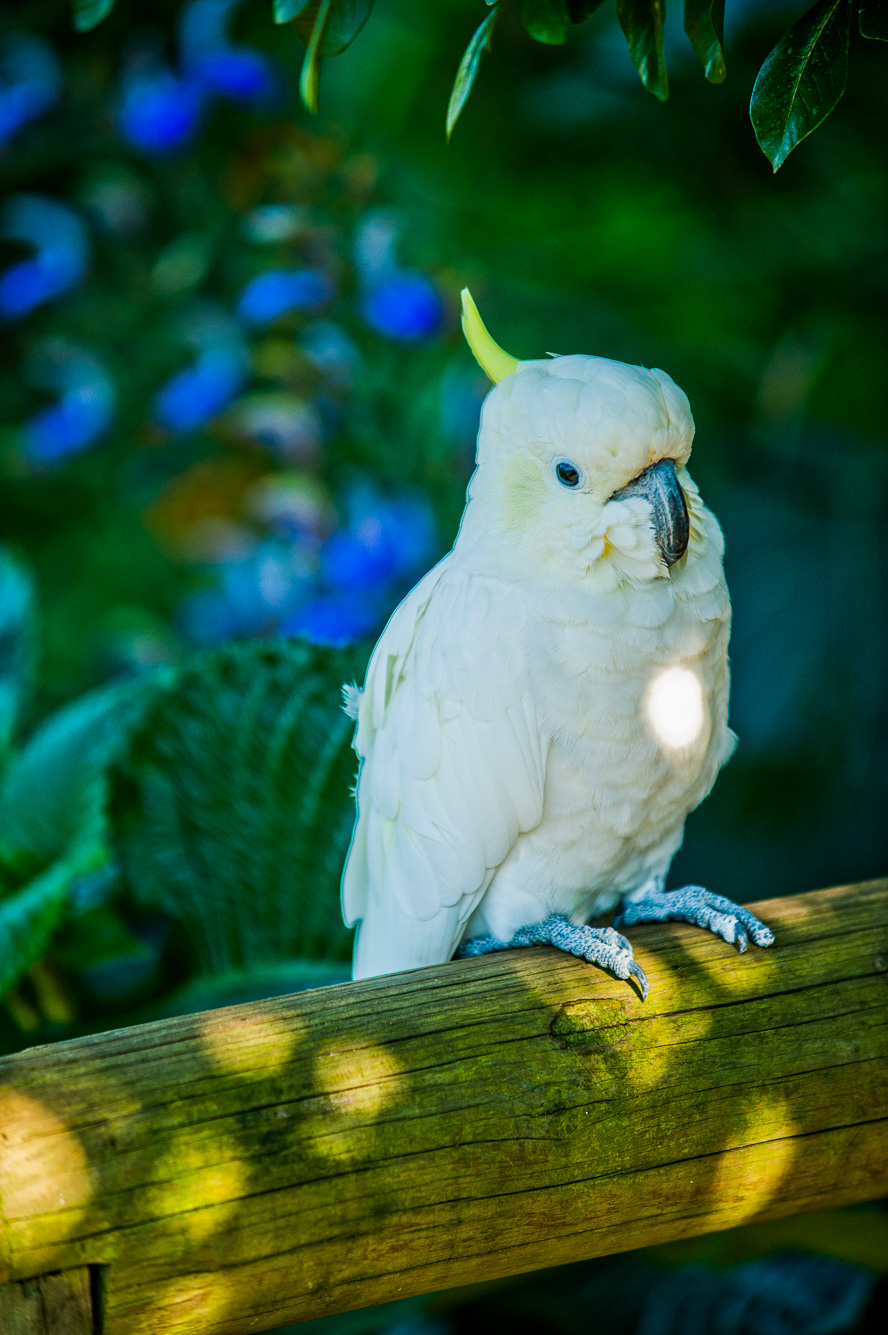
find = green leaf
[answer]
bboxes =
[0,674,165,867]
[566,1,607,19]
[299,0,332,113]
[110,640,367,976]
[0,549,36,764]
[72,0,116,33]
[0,851,97,998]
[684,0,726,82]
[750,0,852,171]
[292,0,376,54]
[524,0,571,44]
[447,3,502,140]
[616,0,669,101]
[859,1,888,40]
[320,0,375,54]
[274,0,315,22]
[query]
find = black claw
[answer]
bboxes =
[628,959,649,1002]
[733,924,749,953]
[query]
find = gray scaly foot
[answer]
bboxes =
[614,885,774,953]
[457,915,649,1001]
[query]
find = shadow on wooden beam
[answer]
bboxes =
[1,880,887,1335]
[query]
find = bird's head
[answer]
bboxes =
[459,291,705,590]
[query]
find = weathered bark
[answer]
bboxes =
[1,880,886,1335]
[0,1268,93,1335]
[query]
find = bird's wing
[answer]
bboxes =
[343,562,548,977]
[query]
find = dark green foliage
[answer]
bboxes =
[111,639,366,974]
[524,0,572,45]
[566,1,608,20]
[0,651,164,998]
[616,0,668,101]
[293,0,376,54]
[64,1,888,165]
[684,0,727,83]
[0,676,164,868]
[72,0,116,32]
[274,0,316,21]
[0,551,36,763]
[859,0,888,39]
[751,0,852,170]
[0,851,97,998]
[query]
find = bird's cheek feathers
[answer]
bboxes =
[487,464,667,587]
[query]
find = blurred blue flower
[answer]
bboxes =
[285,486,438,646]
[180,0,274,103]
[0,31,62,149]
[155,352,244,432]
[189,48,273,101]
[237,269,332,325]
[322,487,436,593]
[362,273,443,342]
[280,596,378,649]
[21,341,115,465]
[321,527,396,591]
[181,537,313,644]
[24,390,112,464]
[180,479,436,650]
[118,70,203,155]
[0,196,88,320]
[154,305,248,433]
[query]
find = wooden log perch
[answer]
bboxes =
[1,880,887,1335]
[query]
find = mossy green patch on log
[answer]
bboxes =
[0,880,887,1335]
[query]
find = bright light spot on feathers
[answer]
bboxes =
[644,665,705,751]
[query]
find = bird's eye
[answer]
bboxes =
[555,460,582,488]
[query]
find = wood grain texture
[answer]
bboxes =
[0,1268,93,1335]
[0,881,886,1335]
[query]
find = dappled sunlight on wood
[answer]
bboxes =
[0,1091,93,1276]
[144,1154,248,1246]
[200,1010,306,1077]
[304,1040,407,1163]
[710,1092,798,1224]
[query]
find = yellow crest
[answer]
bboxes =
[460,289,520,384]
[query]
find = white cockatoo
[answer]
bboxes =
[341,292,773,996]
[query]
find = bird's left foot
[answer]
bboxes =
[457,916,649,1000]
[614,885,774,953]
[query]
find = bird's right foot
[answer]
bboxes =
[457,915,649,1001]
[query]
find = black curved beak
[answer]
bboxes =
[610,458,689,568]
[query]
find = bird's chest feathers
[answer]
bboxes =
[532,577,731,816]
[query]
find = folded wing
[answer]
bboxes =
[343,562,547,978]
